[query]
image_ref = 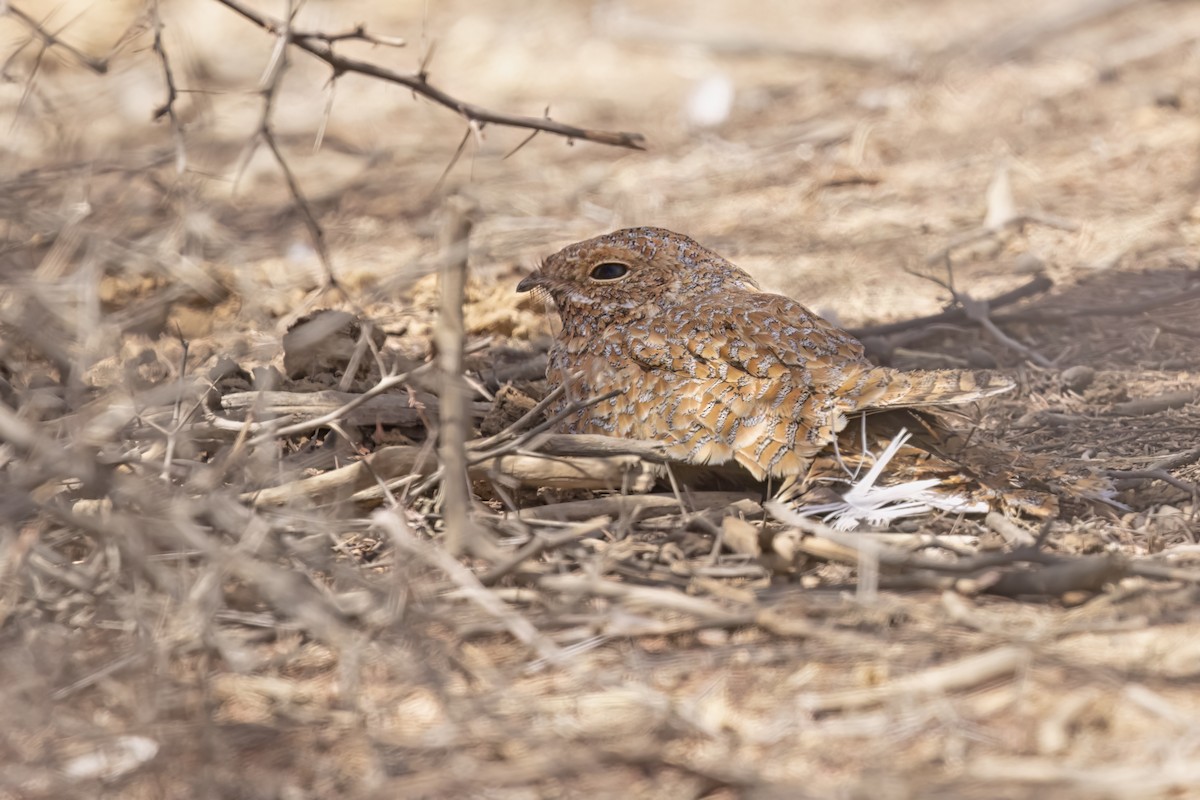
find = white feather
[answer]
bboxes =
[787,429,988,530]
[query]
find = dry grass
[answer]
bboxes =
[2,0,1200,797]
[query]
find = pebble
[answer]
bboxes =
[1061,365,1096,392]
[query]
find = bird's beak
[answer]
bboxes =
[516,272,544,293]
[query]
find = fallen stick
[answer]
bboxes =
[245,441,665,506]
[1106,390,1198,417]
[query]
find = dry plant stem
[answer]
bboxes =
[310,24,405,47]
[244,372,421,445]
[479,515,613,586]
[337,324,373,393]
[766,504,1181,597]
[467,388,624,464]
[546,612,758,642]
[1156,322,1200,340]
[145,339,201,481]
[1106,390,1198,417]
[962,295,1055,367]
[372,509,565,664]
[386,749,612,797]
[984,554,1128,597]
[149,0,185,173]
[261,124,332,278]
[503,124,543,160]
[521,433,670,462]
[911,261,1055,367]
[488,452,658,492]
[1127,560,1200,583]
[211,0,646,150]
[801,645,1028,713]
[408,387,625,498]
[1103,468,1198,497]
[890,347,970,367]
[5,4,110,73]
[986,511,1037,547]
[370,390,599,500]
[243,442,663,506]
[521,492,756,522]
[1146,445,1200,473]
[792,523,1001,574]
[485,353,548,387]
[232,0,338,289]
[538,573,750,624]
[50,652,143,701]
[437,198,476,556]
[0,400,97,487]
[431,124,476,197]
[469,382,570,453]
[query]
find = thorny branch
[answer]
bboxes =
[4,4,110,74]
[211,0,647,150]
[149,1,186,174]
[225,0,350,302]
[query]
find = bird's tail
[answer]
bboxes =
[802,408,1115,519]
[849,368,1015,410]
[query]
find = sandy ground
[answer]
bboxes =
[2,0,1200,797]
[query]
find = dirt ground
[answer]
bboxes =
[2,0,1200,797]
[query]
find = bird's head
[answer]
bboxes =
[517,227,760,327]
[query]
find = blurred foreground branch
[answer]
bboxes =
[5,4,111,74]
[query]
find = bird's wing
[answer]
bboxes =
[670,291,1010,410]
[621,293,864,477]
[626,292,1010,479]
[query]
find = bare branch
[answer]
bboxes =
[436,197,477,556]
[5,4,110,74]
[149,0,186,173]
[210,0,646,150]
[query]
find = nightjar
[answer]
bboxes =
[516,227,1012,485]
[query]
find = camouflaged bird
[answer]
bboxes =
[516,227,1013,485]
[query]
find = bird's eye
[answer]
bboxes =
[589,262,629,281]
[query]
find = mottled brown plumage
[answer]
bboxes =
[517,227,1012,483]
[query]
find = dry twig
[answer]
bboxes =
[211,0,646,150]
[374,508,565,664]
[801,645,1028,713]
[5,4,111,74]
[436,197,476,555]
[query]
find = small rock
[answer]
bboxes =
[1013,252,1046,274]
[283,310,385,379]
[967,347,998,369]
[1061,365,1096,392]
[860,335,894,364]
[479,384,538,437]
[1154,89,1182,110]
